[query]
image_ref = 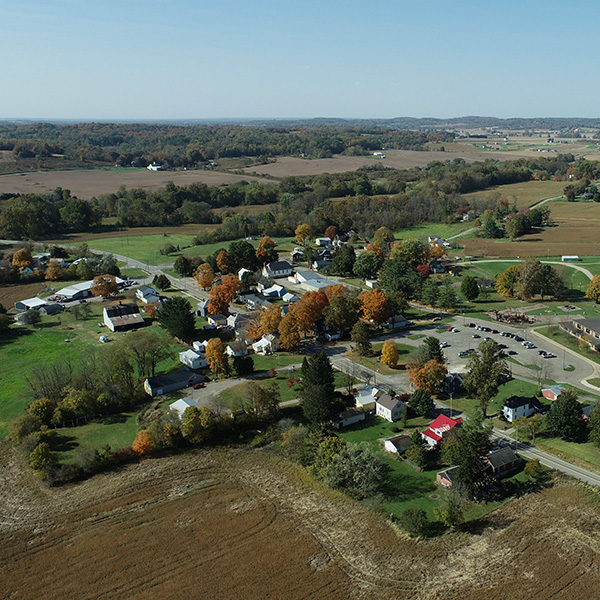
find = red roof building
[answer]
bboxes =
[422,414,463,447]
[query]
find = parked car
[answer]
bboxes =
[440,341,450,348]
[467,323,476,328]
[472,333,480,338]
[507,350,518,355]
[193,383,206,389]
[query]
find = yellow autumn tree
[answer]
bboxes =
[205,338,228,378]
[194,263,216,290]
[12,248,33,267]
[295,223,313,246]
[381,339,399,368]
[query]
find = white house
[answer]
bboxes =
[207,314,227,328]
[238,267,253,281]
[315,237,332,247]
[147,162,163,171]
[136,285,160,304]
[355,384,382,409]
[226,342,249,357]
[503,396,544,423]
[193,340,207,353]
[333,408,365,429]
[252,333,279,355]
[421,414,463,447]
[262,261,293,280]
[375,394,406,422]
[365,279,378,289]
[282,292,299,303]
[261,284,286,298]
[179,349,208,370]
[169,398,200,419]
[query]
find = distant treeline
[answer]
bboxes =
[0,122,453,168]
[2,154,595,241]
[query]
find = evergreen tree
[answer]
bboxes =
[157,296,195,340]
[546,388,584,441]
[461,275,479,301]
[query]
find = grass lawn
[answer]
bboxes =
[348,342,417,376]
[88,234,197,265]
[588,377,600,388]
[251,352,304,372]
[214,371,347,408]
[450,378,542,418]
[338,415,524,521]
[393,222,472,241]
[535,436,600,475]
[180,236,297,262]
[0,303,182,438]
[119,267,149,279]
[56,411,140,463]
[536,325,600,366]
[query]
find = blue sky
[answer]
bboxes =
[1,0,599,119]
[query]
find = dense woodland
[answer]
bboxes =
[1,152,598,241]
[0,122,453,168]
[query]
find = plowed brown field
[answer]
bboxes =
[1,447,599,600]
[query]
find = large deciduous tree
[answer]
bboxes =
[256,236,278,265]
[463,340,511,417]
[205,338,228,378]
[358,289,389,324]
[586,275,600,303]
[407,360,447,394]
[295,223,313,246]
[380,339,399,368]
[278,311,301,350]
[323,295,360,332]
[546,388,584,441]
[91,274,119,298]
[352,251,383,280]
[194,263,216,290]
[461,275,479,301]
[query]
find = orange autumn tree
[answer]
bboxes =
[407,360,448,394]
[208,274,241,314]
[325,225,338,240]
[132,429,153,455]
[44,259,62,281]
[257,305,283,336]
[358,289,389,324]
[256,236,277,264]
[194,263,216,290]
[278,311,301,350]
[365,243,384,259]
[291,294,322,337]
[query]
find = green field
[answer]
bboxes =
[393,222,471,241]
[535,437,600,475]
[348,342,417,376]
[460,180,566,208]
[88,234,197,265]
[0,303,181,437]
[57,411,140,463]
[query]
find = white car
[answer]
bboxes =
[440,341,450,348]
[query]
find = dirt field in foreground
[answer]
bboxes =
[0,169,265,200]
[2,446,600,600]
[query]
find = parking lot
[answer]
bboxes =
[384,317,600,393]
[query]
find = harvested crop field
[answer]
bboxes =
[0,169,265,200]
[2,446,600,600]
[464,200,600,257]
[241,148,539,177]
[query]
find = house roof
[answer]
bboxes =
[574,317,600,334]
[17,297,48,309]
[336,407,365,420]
[386,434,410,451]
[438,466,459,483]
[357,384,381,399]
[422,429,442,442]
[485,447,520,470]
[504,395,542,409]
[105,303,140,318]
[137,285,157,295]
[179,349,203,361]
[377,394,404,411]
[169,398,200,417]
[266,260,292,271]
[146,368,205,390]
[429,414,463,430]
[543,385,566,396]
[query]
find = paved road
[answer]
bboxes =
[492,429,600,487]
[329,352,600,487]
